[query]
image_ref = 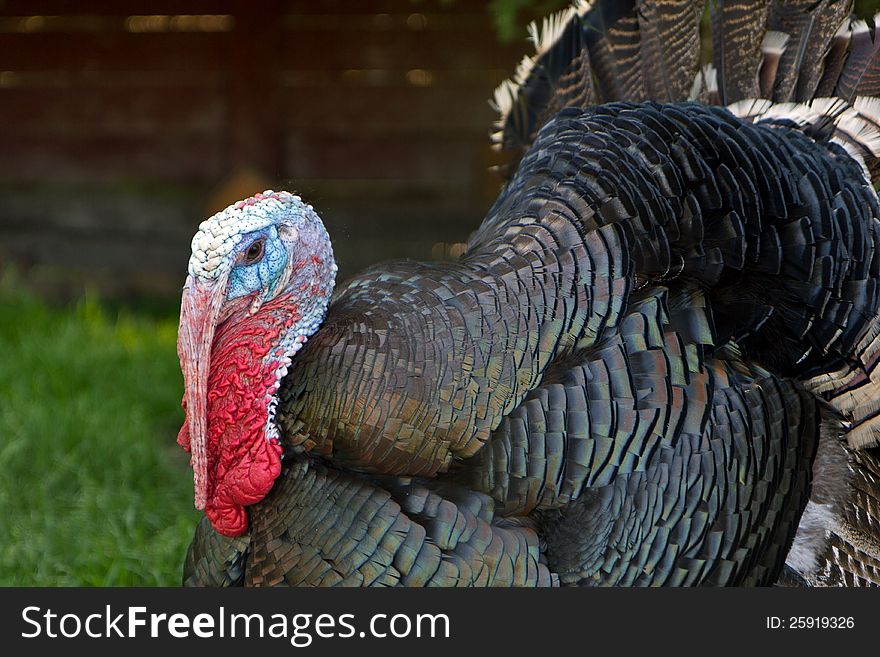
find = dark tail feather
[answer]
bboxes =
[492,7,597,154]
[492,0,880,207]
[492,0,865,156]
[584,1,645,102]
[793,0,853,100]
[711,0,770,104]
[815,20,853,96]
[491,0,703,155]
[836,17,880,99]
[854,15,880,97]
[767,0,814,101]
[759,31,790,98]
[638,0,704,102]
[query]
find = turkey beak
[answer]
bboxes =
[177,272,228,510]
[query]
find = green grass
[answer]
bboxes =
[0,273,200,585]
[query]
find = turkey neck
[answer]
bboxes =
[278,231,630,478]
[179,294,302,537]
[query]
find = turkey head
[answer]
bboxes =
[176,190,336,537]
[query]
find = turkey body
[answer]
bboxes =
[184,0,880,587]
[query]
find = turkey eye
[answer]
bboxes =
[244,239,265,264]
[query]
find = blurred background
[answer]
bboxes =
[2,0,879,585]
[0,0,541,300]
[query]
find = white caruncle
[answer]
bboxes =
[261,288,333,446]
[188,190,306,281]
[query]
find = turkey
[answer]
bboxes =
[178,0,880,587]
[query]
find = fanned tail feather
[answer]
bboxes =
[836,16,880,99]
[491,1,879,154]
[638,0,705,102]
[759,31,791,99]
[712,0,770,103]
[491,3,597,153]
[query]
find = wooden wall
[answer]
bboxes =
[0,0,523,299]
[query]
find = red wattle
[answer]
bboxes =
[179,294,300,537]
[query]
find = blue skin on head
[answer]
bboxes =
[227,226,289,300]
